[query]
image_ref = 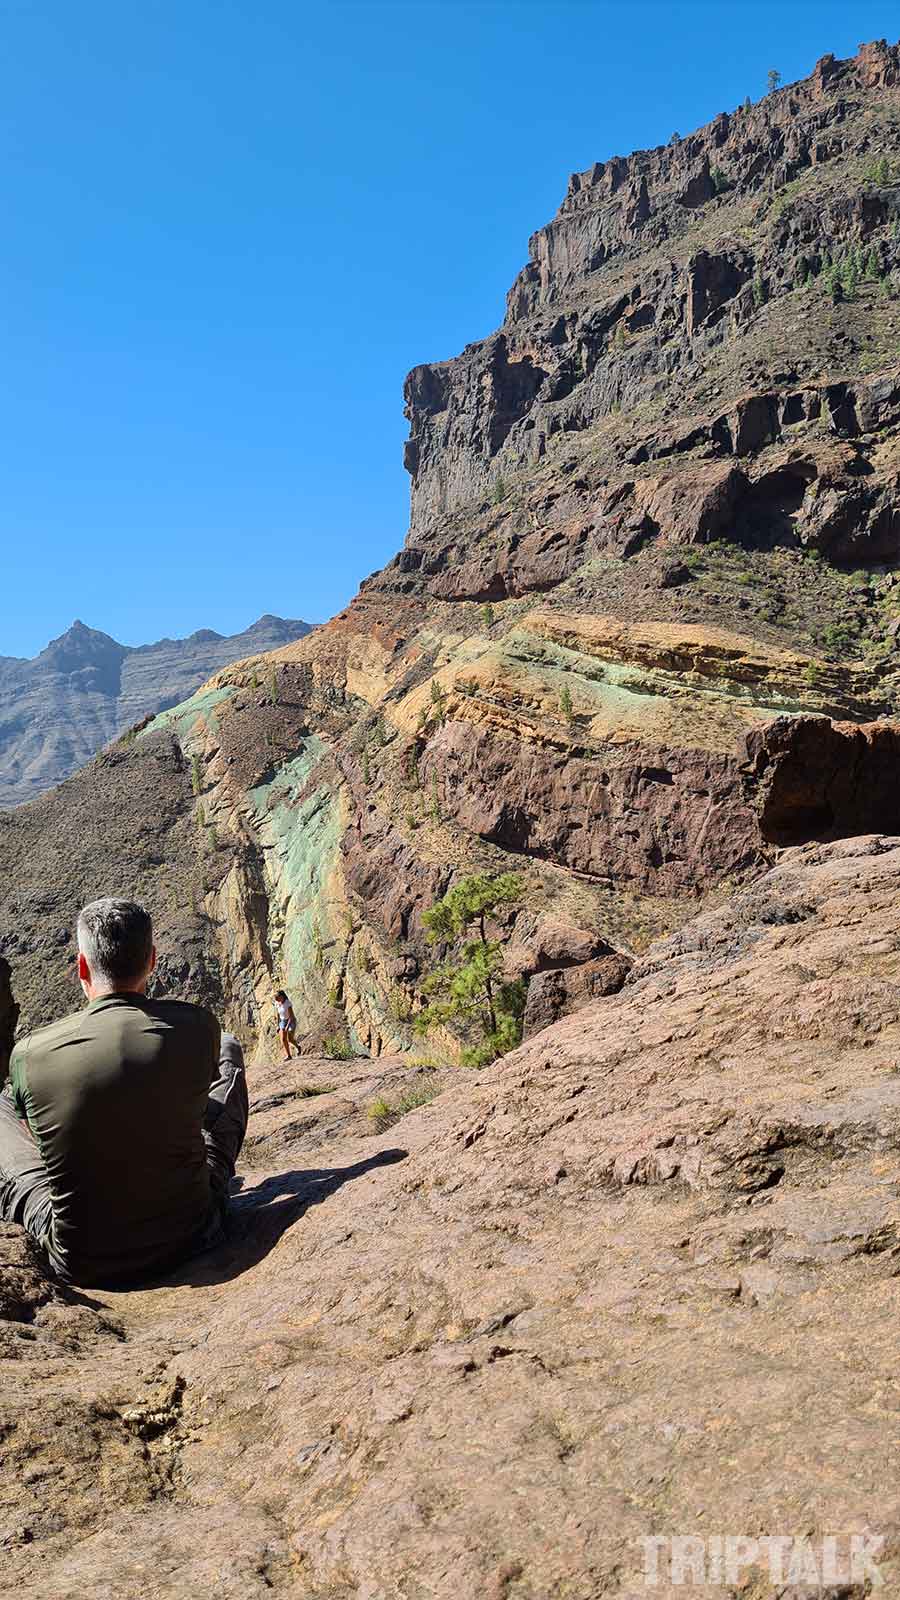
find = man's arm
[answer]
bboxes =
[6,1041,36,1140]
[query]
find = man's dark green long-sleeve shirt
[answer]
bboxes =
[8,994,220,1284]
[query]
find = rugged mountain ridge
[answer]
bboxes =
[5,41,900,1061]
[0,615,312,807]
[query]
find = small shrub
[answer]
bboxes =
[711,166,729,195]
[326,981,341,1009]
[389,987,413,1022]
[481,603,495,627]
[864,155,891,186]
[367,1080,439,1133]
[491,475,507,504]
[323,1033,353,1060]
[191,754,202,796]
[269,665,279,705]
[752,274,766,308]
[560,684,574,723]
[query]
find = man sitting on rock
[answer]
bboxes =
[0,897,248,1286]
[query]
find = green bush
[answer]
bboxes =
[323,1033,353,1060]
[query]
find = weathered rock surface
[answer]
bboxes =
[0,615,311,807]
[3,838,900,1595]
[745,711,900,842]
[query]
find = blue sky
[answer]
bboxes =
[2,0,899,657]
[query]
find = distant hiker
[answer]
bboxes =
[0,897,249,1287]
[275,989,298,1059]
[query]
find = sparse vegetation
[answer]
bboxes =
[560,683,574,723]
[367,1079,439,1132]
[767,67,781,95]
[191,754,202,796]
[323,1033,353,1060]
[864,155,892,186]
[414,872,525,1068]
[482,603,495,627]
[269,665,279,705]
[710,166,729,195]
[491,475,507,504]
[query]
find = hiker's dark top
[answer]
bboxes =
[8,994,220,1285]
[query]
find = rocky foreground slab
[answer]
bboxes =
[2,835,900,1596]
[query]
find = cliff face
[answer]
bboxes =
[5,43,900,1065]
[399,40,900,560]
[0,615,311,807]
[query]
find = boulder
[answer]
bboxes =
[523,950,633,1036]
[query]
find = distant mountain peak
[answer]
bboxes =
[0,613,312,806]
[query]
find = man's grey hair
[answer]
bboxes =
[76,898,153,986]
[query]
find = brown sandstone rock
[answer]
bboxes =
[4,840,900,1594]
[745,712,900,844]
[522,949,632,1036]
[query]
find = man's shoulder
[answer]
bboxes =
[20,1008,90,1053]
[146,997,219,1034]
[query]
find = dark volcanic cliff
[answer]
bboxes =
[0,614,311,806]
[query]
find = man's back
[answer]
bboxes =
[9,995,219,1284]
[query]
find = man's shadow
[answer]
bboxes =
[159,1147,408,1287]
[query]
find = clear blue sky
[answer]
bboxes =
[2,1,898,657]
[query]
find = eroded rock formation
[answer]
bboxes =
[7,43,900,1061]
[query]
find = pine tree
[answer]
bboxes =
[767,67,781,95]
[414,873,525,1067]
